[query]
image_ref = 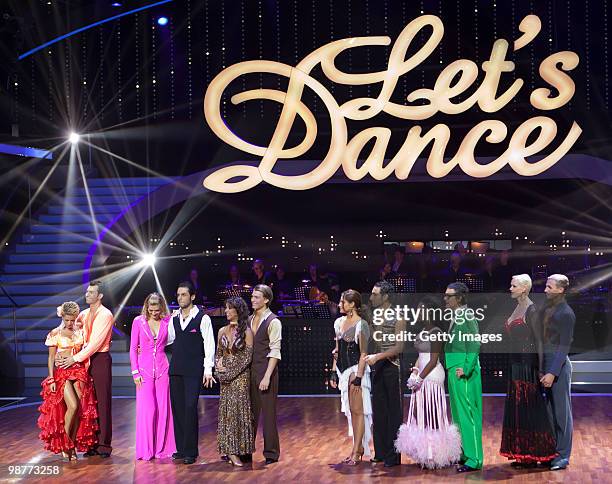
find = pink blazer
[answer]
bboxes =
[129,315,171,380]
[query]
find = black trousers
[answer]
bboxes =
[89,352,112,453]
[371,360,403,464]
[170,374,202,458]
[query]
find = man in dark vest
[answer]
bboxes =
[365,280,406,467]
[247,284,282,464]
[167,281,216,464]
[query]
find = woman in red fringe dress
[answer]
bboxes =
[37,302,99,460]
[499,275,558,468]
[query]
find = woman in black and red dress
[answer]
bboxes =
[37,302,98,460]
[500,275,558,468]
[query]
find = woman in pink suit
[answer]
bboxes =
[130,292,176,460]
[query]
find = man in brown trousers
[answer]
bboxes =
[246,284,282,464]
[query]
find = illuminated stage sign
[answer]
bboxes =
[203,14,581,193]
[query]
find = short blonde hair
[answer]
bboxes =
[548,274,569,290]
[60,301,80,317]
[512,274,532,292]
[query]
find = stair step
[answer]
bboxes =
[63,195,142,205]
[0,273,84,284]
[0,319,60,331]
[3,263,83,273]
[9,253,86,263]
[16,243,92,253]
[31,224,96,234]
[87,177,170,187]
[0,306,65,318]
[22,233,94,244]
[48,204,124,215]
[39,214,114,224]
[0,295,85,306]
[74,186,152,196]
[0,284,80,295]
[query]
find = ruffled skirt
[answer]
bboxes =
[37,363,99,454]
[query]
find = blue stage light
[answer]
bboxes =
[157,16,168,26]
[111,2,122,6]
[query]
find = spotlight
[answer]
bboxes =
[111,2,122,6]
[140,253,156,267]
[69,132,80,144]
[157,16,168,26]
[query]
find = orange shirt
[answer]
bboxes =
[73,304,114,363]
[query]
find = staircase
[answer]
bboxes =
[0,177,169,396]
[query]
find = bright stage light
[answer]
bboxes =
[69,132,80,144]
[157,16,168,26]
[140,253,156,267]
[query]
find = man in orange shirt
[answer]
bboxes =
[56,280,114,457]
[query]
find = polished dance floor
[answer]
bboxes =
[0,395,610,483]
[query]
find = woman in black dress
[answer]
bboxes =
[500,274,558,467]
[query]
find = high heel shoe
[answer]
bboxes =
[345,450,364,466]
[228,455,244,467]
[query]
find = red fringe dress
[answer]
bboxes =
[37,328,99,454]
[500,305,558,463]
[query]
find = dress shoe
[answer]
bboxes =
[183,457,197,465]
[98,452,111,459]
[550,458,568,470]
[172,452,184,460]
[457,465,478,473]
[264,458,278,465]
[240,454,253,462]
[83,449,98,457]
[370,457,383,464]
[384,459,400,468]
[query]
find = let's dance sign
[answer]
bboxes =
[203,15,581,193]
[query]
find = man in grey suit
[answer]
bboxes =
[540,274,575,471]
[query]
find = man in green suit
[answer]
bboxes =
[444,282,483,473]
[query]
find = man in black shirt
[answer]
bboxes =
[540,274,575,471]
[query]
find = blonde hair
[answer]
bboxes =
[60,301,80,317]
[141,292,169,319]
[548,274,569,290]
[512,274,532,293]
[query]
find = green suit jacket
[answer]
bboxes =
[444,309,481,378]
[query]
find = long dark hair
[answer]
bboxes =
[341,289,363,318]
[225,296,249,351]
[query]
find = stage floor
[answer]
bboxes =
[1,396,610,483]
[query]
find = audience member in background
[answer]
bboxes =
[272,266,294,301]
[379,262,393,281]
[252,259,272,286]
[391,247,408,275]
[440,252,468,289]
[306,263,331,296]
[188,268,206,304]
[227,264,243,287]
[480,256,496,292]
[493,250,514,290]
